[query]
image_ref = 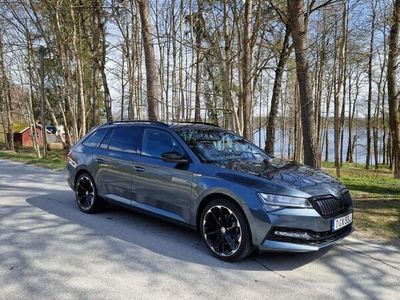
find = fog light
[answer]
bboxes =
[274,230,313,240]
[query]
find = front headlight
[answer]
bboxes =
[258,193,312,212]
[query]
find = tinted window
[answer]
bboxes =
[99,128,114,149]
[177,129,269,163]
[83,129,108,148]
[108,126,141,153]
[141,129,183,158]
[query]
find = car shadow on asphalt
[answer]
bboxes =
[26,190,333,271]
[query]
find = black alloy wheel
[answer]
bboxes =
[75,173,102,213]
[200,199,252,261]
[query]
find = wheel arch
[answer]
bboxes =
[74,168,93,189]
[196,193,251,234]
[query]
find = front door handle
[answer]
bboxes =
[133,166,145,172]
[95,158,105,164]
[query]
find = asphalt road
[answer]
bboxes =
[1,159,399,299]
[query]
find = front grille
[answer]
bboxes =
[311,191,353,218]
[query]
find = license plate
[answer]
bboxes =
[332,213,352,231]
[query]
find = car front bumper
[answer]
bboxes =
[256,207,353,252]
[258,225,353,252]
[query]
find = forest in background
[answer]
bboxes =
[0,0,399,179]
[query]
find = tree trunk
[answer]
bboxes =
[289,0,321,168]
[265,26,291,156]
[242,0,253,140]
[5,80,14,151]
[323,78,333,162]
[333,0,347,177]
[39,47,47,157]
[137,0,160,121]
[70,3,86,137]
[0,27,14,151]
[346,70,353,163]
[177,0,185,120]
[54,8,79,144]
[94,0,113,123]
[315,13,328,147]
[26,34,41,157]
[194,1,203,122]
[366,1,376,169]
[92,0,100,125]
[387,0,400,178]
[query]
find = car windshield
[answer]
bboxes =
[177,129,270,163]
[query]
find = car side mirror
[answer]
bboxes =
[161,151,189,164]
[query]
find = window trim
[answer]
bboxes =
[82,128,108,148]
[99,128,114,150]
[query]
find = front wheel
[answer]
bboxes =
[200,199,253,262]
[75,173,103,213]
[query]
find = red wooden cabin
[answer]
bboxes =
[13,125,50,147]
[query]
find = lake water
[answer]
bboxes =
[253,127,385,165]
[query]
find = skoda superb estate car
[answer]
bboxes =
[66,121,353,261]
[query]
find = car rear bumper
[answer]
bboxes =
[66,163,76,190]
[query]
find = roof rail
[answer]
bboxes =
[103,120,169,127]
[171,121,220,127]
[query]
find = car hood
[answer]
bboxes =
[213,159,346,197]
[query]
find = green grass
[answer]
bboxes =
[323,162,400,242]
[0,147,66,171]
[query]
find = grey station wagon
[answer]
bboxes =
[66,121,353,261]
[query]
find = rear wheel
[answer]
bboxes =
[75,173,103,213]
[200,199,253,261]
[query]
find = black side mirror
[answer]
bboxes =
[161,151,189,164]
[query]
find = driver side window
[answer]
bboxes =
[141,128,184,159]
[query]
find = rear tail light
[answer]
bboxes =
[66,151,72,160]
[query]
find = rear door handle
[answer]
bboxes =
[95,158,105,164]
[133,166,145,172]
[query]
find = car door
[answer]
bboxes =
[93,125,142,206]
[132,128,193,223]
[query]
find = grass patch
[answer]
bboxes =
[0,147,66,171]
[323,163,400,241]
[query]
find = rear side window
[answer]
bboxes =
[99,129,113,149]
[83,129,108,148]
[108,126,141,153]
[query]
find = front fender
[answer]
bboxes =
[190,176,271,245]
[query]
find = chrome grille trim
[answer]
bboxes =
[311,191,352,218]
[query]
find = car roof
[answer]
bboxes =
[170,123,221,131]
[99,121,221,132]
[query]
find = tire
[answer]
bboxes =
[75,173,103,214]
[200,198,253,262]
